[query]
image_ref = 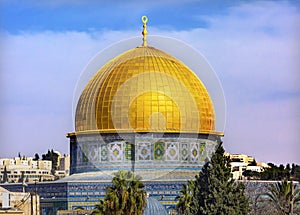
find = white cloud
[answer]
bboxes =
[148,1,300,162]
[0,29,140,157]
[0,1,299,164]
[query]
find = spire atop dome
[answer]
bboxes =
[142,15,148,46]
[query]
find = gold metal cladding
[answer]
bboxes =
[142,15,148,46]
[75,46,218,134]
[111,72,199,133]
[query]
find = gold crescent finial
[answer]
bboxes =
[142,15,148,46]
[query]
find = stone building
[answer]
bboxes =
[0,186,39,215]
[0,157,54,183]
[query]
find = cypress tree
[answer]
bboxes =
[192,143,249,215]
[3,166,8,183]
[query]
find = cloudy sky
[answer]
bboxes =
[0,0,299,164]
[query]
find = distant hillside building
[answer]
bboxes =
[226,153,269,179]
[229,154,255,164]
[0,154,70,183]
[55,154,70,179]
[0,157,54,183]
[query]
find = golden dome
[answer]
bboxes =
[75,45,217,134]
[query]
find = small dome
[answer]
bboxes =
[143,198,168,215]
[75,46,218,134]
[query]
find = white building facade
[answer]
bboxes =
[0,157,54,183]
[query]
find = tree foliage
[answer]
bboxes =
[265,179,300,215]
[33,153,40,161]
[248,159,257,166]
[191,143,249,215]
[291,164,300,181]
[18,171,25,183]
[246,183,276,215]
[243,163,300,181]
[2,166,8,183]
[260,164,290,180]
[93,171,147,215]
[176,180,194,215]
[42,149,59,175]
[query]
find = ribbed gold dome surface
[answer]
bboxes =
[75,46,216,134]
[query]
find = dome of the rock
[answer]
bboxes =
[67,16,223,180]
[75,45,217,135]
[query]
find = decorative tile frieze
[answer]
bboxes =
[190,142,199,163]
[199,142,206,162]
[100,144,108,162]
[125,142,135,161]
[109,142,123,162]
[87,144,99,162]
[137,142,151,161]
[154,142,164,160]
[166,142,179,161]
[180,143,189,161]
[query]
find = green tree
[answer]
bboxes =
[291,164,300,181]
[248,159,257,166]
[258,164,291,181]
[93,170,147,215]
[265,179,300,215]
[243,170,260,179]
[3,166,8,183]
[176,180,194,215]
[192,143,250,215]
[92,200,105,215]
[42,149,59,175]
[246,183,276,215]
[18,171,25,183]
[33,153,40,161]
[126,173,147,214]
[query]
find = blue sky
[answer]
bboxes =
[0,1,238,32]
[0,0,299,164]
